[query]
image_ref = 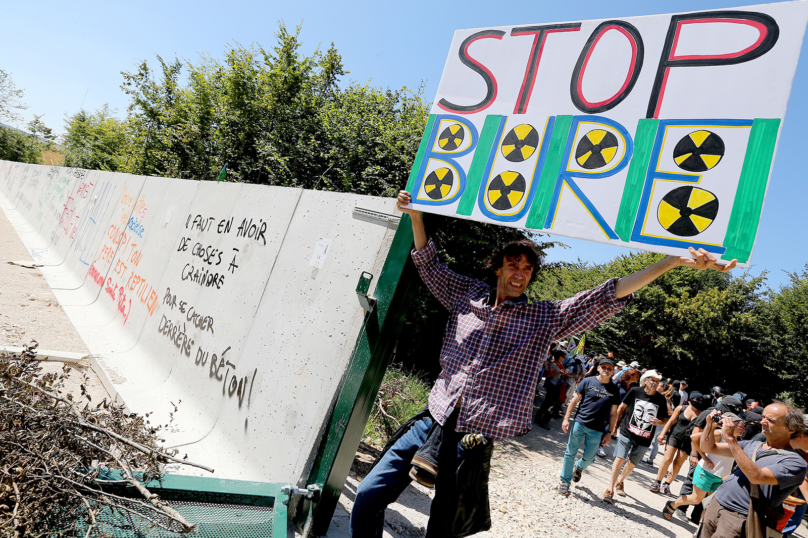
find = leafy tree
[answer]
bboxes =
[27,115,56,147]
[758,266,808,407]
[0,126,43,164]
[62,105,129,171]
[529,252,780,401]
[0,69,27,124]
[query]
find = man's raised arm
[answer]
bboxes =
[614,248,737,299]
[397,191,427,251]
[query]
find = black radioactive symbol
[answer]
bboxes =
[424,168,454,200]
[438,124,465,151]
[657,186,719,237]
[487,171,526,211]
[672,130,725,172]
[501,124,539,162]
[575,129,619,169]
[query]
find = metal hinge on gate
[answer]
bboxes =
[281,484,320,505]
[356,271,376,312]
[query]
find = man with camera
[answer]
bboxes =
[699,402,807,538]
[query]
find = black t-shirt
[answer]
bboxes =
[573,377,620,431]
[619,387,670,447]
[691,407,716,431]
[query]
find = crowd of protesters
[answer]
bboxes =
[546,343,808,538]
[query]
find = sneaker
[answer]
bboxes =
[642,457,654,466]
[615,482,626,497]
[572,467,583,483]
[597,447,608,458]
[661,482,672,497]
[673,508,689,523]
[558,482,570,496]
[650,481,661,493]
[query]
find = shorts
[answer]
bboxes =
[693,464,724,494]
[668,434,692,454]
[614,434,649,465]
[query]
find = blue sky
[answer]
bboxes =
[3,0,806,289]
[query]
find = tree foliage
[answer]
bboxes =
[0,69,27,125]
[62,105,129,171]
[529,252,806,407]
[0,127,43,164]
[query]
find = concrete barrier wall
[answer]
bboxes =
[0,161,399,484]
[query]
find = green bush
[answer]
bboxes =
[363,365,431,448]
[0,126,42,164]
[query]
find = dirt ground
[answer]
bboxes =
[0,204,109,404]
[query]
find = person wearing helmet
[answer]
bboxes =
[711,386,724,407]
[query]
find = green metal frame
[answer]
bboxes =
[82,473,289,537]
[300,216,416,536]
[73,217,415,537]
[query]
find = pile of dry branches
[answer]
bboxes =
[0,343,211,537]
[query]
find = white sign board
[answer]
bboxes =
[406,2,808,266]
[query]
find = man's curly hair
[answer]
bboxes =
[486,240,543,285]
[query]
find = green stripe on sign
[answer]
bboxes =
[615,119,659,242]
[457,115,502,216]
[405,115,436,193]
[525,115,573,230]
[722,118,780,264]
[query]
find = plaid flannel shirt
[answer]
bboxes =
[412,239,631,440]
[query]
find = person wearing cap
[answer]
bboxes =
[603,369,670,503]
[662,409,745,521]
[679,380,689,408]
[697,402,806,538]
[612,361,627,382]
[557,357,620,495]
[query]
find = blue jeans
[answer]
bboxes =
[351,414,473,538]
[560,421,603,484]
[648,430,660,460]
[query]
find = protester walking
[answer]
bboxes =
[651,392,702,496]
[537,350,570,429]
[603,370,670,504]
[662,409,745,521]
[557,357,620,495]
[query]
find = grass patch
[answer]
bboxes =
[362,364,431,449]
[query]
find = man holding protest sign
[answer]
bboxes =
[349,190,736,538]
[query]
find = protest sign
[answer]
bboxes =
[405,2,808,266]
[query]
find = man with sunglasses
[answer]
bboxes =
[603,369,670,503]
[557,357,620,495]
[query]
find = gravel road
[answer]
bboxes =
[327,411,807,538]
[0,205,109,404]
